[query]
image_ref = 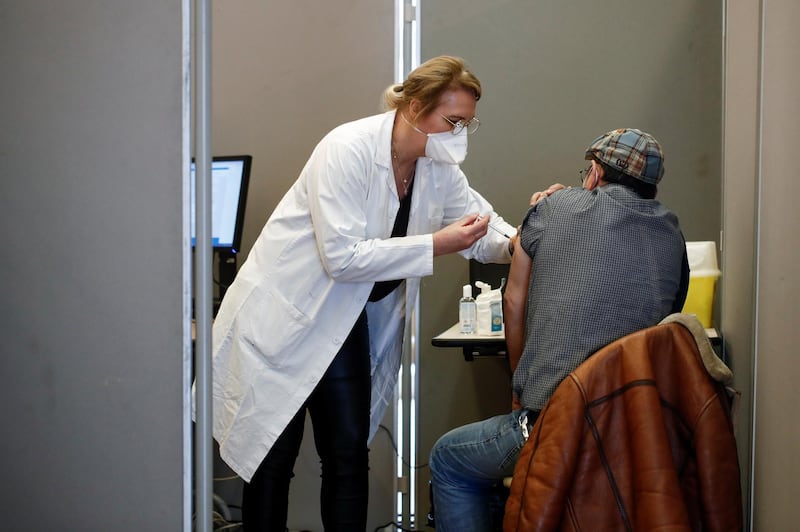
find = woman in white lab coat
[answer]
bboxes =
[210,55,516,530]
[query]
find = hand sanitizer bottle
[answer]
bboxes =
[459,284,477,334]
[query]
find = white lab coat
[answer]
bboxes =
[207,111,514,481]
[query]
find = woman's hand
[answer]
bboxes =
[529,183,566,206]
[432,213,489,257]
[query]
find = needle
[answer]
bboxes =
[488,223,511,239]
[475,214,511,239]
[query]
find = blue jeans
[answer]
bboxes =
[429,409,533,532]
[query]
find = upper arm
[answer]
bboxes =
[505,241,532,312]
[504,238,533,372]
[304,136,371,274]
[671,245,690,313]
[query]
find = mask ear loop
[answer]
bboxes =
[399,110,428,137]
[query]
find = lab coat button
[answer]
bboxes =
[333,337,342,345]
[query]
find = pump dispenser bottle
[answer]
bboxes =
[475,281,504,335]
[459,284,477,334]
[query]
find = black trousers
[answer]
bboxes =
[242,310,371,531]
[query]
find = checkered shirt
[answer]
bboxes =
[514,184,686,411]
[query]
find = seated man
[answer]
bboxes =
[429,128,689,532]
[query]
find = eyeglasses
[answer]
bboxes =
[440,114,480,135]
[578,164,593,185]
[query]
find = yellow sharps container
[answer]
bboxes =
[681,241,721,328]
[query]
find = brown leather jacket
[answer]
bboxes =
[504,314,743,531]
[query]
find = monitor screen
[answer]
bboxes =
[190,155,252,253]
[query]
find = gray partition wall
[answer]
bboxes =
[418,0,724,523]
[0,1,188,530]
[725,1,800,528]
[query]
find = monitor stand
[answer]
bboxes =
[215,250,238,315]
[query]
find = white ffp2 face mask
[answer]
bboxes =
[400,112,469,165]
[425,129,468,165]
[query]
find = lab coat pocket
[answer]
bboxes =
[428,206,444,232]
[240,285,313,368]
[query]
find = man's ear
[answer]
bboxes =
[593,162,605,188]
[594,162,605,182]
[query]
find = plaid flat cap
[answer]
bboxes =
[585,128,664,185]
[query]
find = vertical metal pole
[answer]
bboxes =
[394,0,421,527]
[194,0,213,530]
[748,2,765,529]
[182,0,193,528]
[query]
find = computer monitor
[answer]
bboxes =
[190,155,252,254]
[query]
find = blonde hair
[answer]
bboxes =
[382,55,481,117]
